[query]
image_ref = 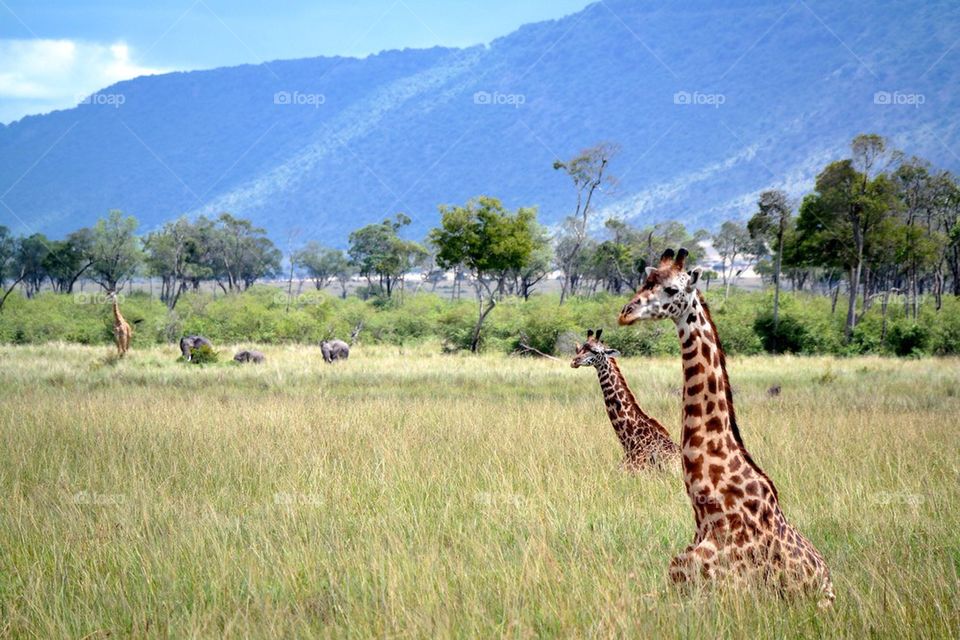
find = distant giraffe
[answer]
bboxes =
[109,292,132,357]
[571,328,679,471]
[619,248,834,607]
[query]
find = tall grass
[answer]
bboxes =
[0,344,957,637]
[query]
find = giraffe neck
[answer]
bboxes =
[673,291,778,523]
[595,358,671,445]
[112,299,123,323]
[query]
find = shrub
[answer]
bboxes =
[753,312,807,353]
[187,343,219,364]
[885,321,930,357]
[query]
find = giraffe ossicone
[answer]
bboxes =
[571,327,680,472]
[619,248,835,608]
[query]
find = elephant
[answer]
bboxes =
[179,335,213,361]
[233,349,265,364]
[320,339,350,363]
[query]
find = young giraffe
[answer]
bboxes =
[571,328,680,471]
[618,248,834,607]
[109,291,132,357]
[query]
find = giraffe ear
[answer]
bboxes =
[644,266,656,277]
[604,349,621,358]
[586,329,594,339]
[595,328,603,341]
[686,267,703,291]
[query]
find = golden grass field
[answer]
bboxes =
[0,343,958,638]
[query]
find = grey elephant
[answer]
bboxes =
[233,349,265,364]
[320,339,350,363]
[179,335,213,361]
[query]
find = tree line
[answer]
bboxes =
[2,133,959,352]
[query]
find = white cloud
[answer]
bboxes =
[0,39,164,123]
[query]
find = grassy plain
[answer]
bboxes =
[0,343,957,638]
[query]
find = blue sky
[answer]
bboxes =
[0,0,592,122]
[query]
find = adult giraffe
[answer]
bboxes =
[571,328,679,471]
[618,248,834,607]
[109,291,132,357]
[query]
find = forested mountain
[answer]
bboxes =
[1,0,958,242]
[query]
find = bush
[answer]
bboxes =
[187,343,219,364]
[753,312,807,353]
[885,321,930,357]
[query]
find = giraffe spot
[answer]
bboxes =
[684,363,705,378]
[682,333,696,349]
[687,434,703,448]
[699,313,707,325]
[685,403,702,417]
[700,342,712,359]
[713,352,721,367]
[706,439,724,456]
[708,464,725,485]
[687,382,704,395]
[729,474,743,485]
[745,481,759,496]
[705,400,715,414]
[723,486,744,508]
[744,499,760,515]
[687,313,697,325]
[728,456,742,472]
[707,375,718,394]
[705,417,723,432]
[718,399,727,413]
[760,507,774,528]
[687,455,704,481]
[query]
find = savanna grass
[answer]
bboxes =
[0,343,957,637]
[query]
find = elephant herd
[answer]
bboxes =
[178,335,350,364]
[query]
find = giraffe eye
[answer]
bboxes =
[664,287,679,296]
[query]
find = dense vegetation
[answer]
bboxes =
[2,286,958,358]
[2,134,959,356]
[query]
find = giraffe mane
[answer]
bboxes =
[696,289,779,500]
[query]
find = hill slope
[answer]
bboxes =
[1,0,958,242]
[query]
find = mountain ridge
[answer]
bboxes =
[1,0,958,243]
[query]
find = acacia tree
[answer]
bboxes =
[208,213,281,292]
[43,228,94,294]
[348,214,426,298]
[749,189,792,347]
[712,220,758,299]
[553,142,618,302]
[430,196,537,352]
[89,210,142,292]
[293,242,350,291]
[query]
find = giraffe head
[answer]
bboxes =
[570,328,620,369]
[618,248,702,325]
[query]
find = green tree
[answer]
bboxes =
[17,233,50,297]
[348,214,426,298]
[430,196,537,352]
[713,220,758,299]
[43,228,94,294]
[292,242,350,291]
[208,213,282,292]
[748,189,792,348]
[89,210,143,292]
[553,142,618,302]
